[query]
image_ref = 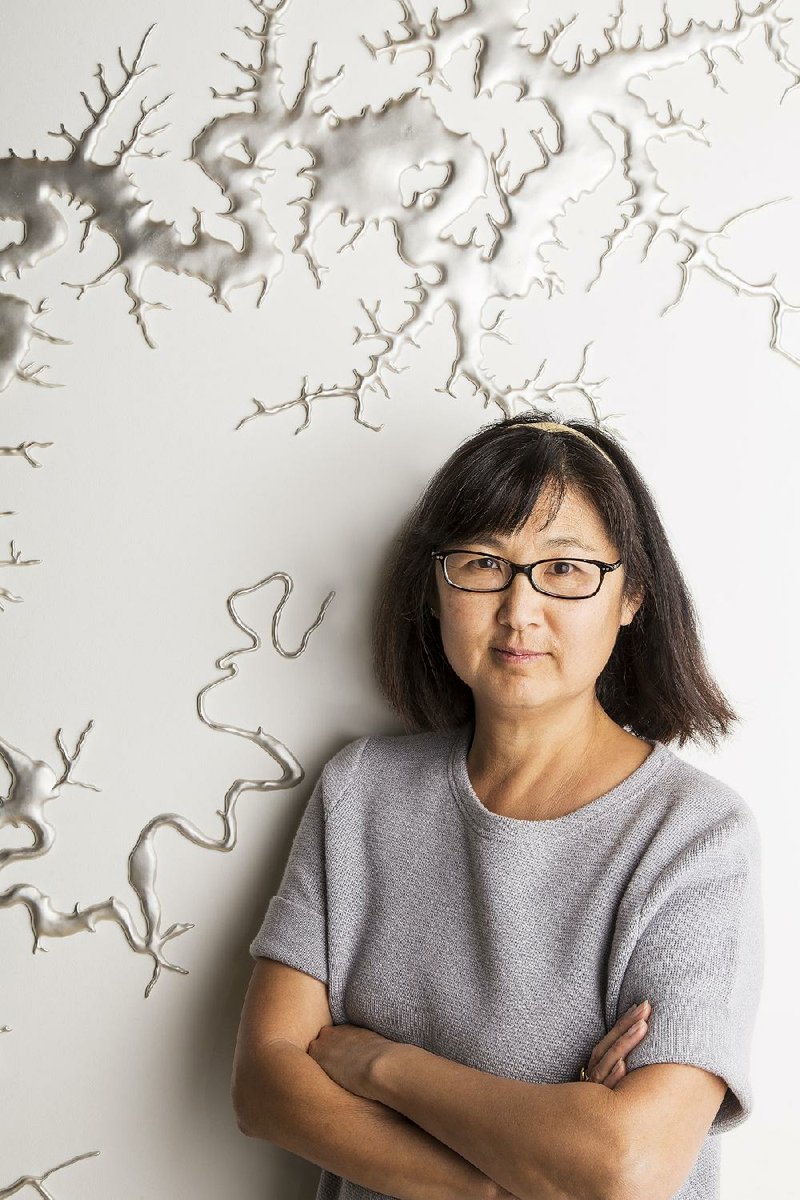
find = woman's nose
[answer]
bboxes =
[496,572,547,625]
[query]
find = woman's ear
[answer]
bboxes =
[620,588,644,628]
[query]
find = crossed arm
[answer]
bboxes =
[233,961,726,1200]
[236,1031,625,1200]
[359,1033,727,1200]
[366,1038,628,1200]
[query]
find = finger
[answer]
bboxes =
[587,1053,621,1087]
[587,1016,649,1077]
[608,1060,626,1088]
[601,1002,651,1056]
[586,1003,651,1071]
[590,1020,648,1081]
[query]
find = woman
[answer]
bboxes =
[233,413,764,1200]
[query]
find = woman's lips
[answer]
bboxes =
[492,648,547,662]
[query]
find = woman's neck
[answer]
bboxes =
[465,705,647,821]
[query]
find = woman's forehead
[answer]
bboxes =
[471,486,610,547]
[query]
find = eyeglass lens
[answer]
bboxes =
[442,552,602,597]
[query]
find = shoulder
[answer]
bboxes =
[361,727,456,771]
[650,745,759,839]
[317,735,369,812]
[319,727,456,815]
[633,746,761,898]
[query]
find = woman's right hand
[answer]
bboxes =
[584,1000,652,1088]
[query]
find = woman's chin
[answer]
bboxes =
[475,681,551,709]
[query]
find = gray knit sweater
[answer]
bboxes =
[249,723,764,1200]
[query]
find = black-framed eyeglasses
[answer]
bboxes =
[430,549,622,599]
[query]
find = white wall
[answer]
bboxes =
[0,1,795,1195]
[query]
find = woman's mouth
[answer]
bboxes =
[492,648,547,663]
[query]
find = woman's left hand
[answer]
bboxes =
[307,1022,392,1100]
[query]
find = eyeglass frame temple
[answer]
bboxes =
[429,550,622,598]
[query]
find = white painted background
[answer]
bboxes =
[0,1,796,1195]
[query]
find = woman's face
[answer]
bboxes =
[431,485,642,719]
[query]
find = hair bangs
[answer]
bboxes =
[429,438,568,549]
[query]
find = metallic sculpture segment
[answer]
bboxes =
[516,0,773,72]
[0,572,334,998]
[0,1149,100,1199]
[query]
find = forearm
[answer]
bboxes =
[235,1040,511,1200]
[370,1042,627,1200]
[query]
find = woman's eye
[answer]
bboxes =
[548,560,577,575]
[468,557,500,570]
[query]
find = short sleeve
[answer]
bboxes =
[249,771,329,983]
[617,806,764,1136]
[248,736,369,985]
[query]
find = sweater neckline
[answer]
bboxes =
[447,721,672,841]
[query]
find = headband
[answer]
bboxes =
[534,421,617,470]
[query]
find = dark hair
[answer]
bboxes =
[371,411,738,748]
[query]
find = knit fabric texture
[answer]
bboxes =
[249,723,764,1200]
